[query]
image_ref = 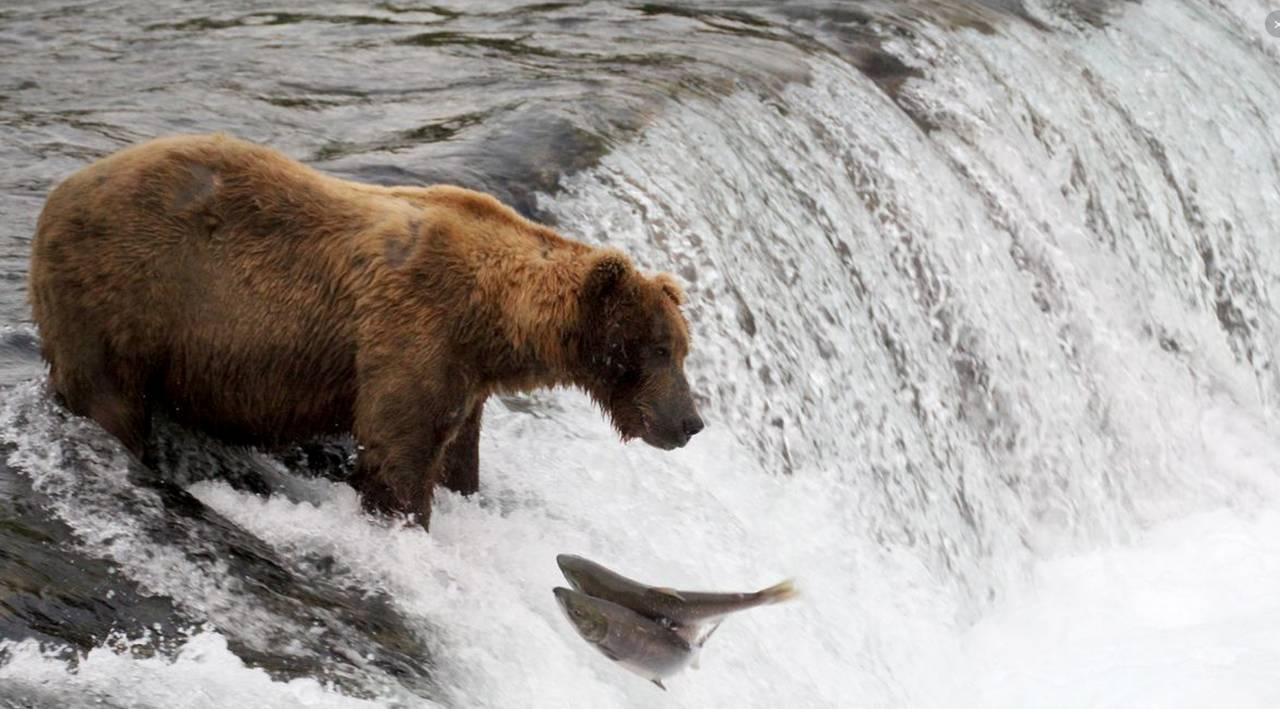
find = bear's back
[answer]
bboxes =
[29,134,380,444]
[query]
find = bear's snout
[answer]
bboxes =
[642,381,703,450]
[665,413,704,449]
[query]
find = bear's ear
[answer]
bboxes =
[582,250,632,301]
[653,273,685,306]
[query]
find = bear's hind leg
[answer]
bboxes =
[49,339,151,459]
[86,384,150,459]
[441,402,482,496]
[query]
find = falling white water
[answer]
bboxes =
[2,1,1280,707]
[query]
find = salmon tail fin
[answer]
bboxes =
[756,579,798,604]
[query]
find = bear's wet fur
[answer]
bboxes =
[29,133,703,528]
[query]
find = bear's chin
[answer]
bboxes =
[639,428,689,451]
[611,411,687,450]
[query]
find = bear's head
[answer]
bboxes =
[577,251,704,450]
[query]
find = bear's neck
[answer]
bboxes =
[474,251,593,394]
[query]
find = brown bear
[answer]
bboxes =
[28,133,703,528]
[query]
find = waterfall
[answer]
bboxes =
[2,1,1279,707]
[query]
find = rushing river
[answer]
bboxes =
[2,1,1279,707]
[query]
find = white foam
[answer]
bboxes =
[176,400,1280,709]
[0,631,394,709]
[953,507,1280,709]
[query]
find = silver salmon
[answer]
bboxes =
[556,554,796,630]
[554,587,692,690]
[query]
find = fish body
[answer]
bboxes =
[556,554,796,627]
[554,555,797,688]
[554,587,693,688]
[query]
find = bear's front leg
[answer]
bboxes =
[351,373,470,529]
[441,401,483,496]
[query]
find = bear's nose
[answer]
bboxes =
[682,416,705,438]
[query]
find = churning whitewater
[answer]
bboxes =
[2,0,1279,707]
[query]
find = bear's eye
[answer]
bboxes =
[654,345,671,359]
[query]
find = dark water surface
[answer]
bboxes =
[0,0,1099,325]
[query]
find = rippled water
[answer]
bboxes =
[2,1,1279,707]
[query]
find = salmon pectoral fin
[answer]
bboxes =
[696,620,722,649]
[651,679,667,691]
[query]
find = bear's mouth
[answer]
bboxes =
[643,431,688,450]
[637,411,689,450]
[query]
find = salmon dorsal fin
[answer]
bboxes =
[649,586,686,601]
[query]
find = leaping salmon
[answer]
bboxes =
[552,554,797,688]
